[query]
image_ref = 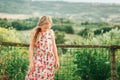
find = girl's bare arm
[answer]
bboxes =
[29,31,35,64]
[51,30,59,62]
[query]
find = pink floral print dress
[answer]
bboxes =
[25,29,56,80]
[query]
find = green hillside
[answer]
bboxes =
[0,0,120,22]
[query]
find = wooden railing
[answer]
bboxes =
[0,42,120,80]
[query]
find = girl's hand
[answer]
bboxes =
[54,60,60,70]
[29,62,35,72]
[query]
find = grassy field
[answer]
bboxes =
[18,29,83,44]
[0,13,31,19]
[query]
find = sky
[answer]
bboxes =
[32,0,120,4]
[64,0,120,3]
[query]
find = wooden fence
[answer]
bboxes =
[0,42,120,80]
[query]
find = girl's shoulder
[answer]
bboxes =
[49,28,53,31]
[49,29,54,34]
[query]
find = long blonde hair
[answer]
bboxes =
[30,15,52,48]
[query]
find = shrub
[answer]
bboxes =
[81,22,110,28]
[73,49,111,80]
[78,28,92,38]
[0,17,39,30]
[94,27,112,35]
[11,17,39,30]
[0,27,21,43]
[64,25,74,34]
[0,47,29,80]
[52,25,74,34]
[54,30,67,55]
[53,17,74,25]
[0,18,12,28]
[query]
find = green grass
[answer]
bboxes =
[65,34,83,44]
[19,29,83,44]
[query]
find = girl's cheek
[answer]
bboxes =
[43,30,46,32]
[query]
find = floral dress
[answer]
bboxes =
[25,29,56,80]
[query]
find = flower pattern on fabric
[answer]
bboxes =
[25,29,55,80]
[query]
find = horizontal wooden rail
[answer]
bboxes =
[0,42,29,47]
[0,42,120,49]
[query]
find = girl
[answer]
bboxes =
[25,15,59,80]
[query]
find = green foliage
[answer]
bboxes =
[0,27,21,42]
[52,17,75,35]
[0,46,29,80]
[0,17,38,30]
[0,18,39,30]
[53,17,74,25]
[52,25,74,34]
[76,28,120,45]
[81,22,110,28]
[94,27,112,35]
[54,51,80,80]
[73,49,111,80]
[0,17,74,34]
[95,28,120,45]
[54,30,67,55]
[0,27,31,44]
[0,18,12,28]
[113,24,120,29]
[54,30,66,44]
[64,25,74,34]
[52,25,63,32]
[11,17,39,30]
[77,28,92,38]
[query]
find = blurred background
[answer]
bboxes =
[0,0,120,80]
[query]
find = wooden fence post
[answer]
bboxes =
[110,47,118,80]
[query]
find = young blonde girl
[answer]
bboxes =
[25,15,59,80]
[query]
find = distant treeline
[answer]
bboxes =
[0,17,120,36]
[0,17,74,34]
[0,17,38,30]
[78,21,120,37]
